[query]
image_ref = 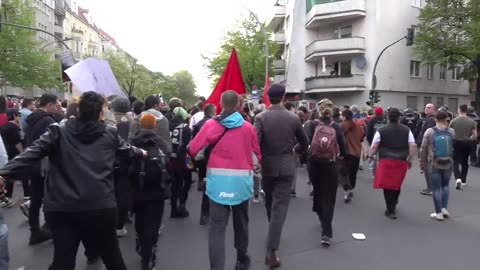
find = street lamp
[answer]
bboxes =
[41,37,73,50]
[242,6,269,89]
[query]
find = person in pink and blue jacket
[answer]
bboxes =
[189,90,261,270]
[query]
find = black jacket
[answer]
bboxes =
[303,118,348,158]
[131,129,170,200]
[25,109,57,147]
[0,119,143,212]
[192,116,212,138]
[169,116,191,168]
[416,115,436,146]
[367,116,386,145]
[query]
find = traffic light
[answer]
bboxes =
[406,28,415,46]
[373,91,381,103]
[369,90,375,101]
[366,101,373,107]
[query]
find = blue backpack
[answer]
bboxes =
[432,127,453,165]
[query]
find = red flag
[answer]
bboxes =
[206,48,246,114]
[263,74,271,108]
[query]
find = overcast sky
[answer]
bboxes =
[78,0,274,97]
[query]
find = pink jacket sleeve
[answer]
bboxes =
[250,125,261,164]
[189,121,214,157]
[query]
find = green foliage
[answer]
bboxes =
[172,70,197,106]
[0,0,62,90]
[415,0,480,78]
[203,13,278,91]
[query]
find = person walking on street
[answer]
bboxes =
[254,84,309,268]
[449,104,478,190]
[169,107,192,218]
[340,109,365,203]
[131,114,171,270]
[0,92,146,270]
[189,91,261,270]
[420,111,455,221]
[417,103,437,196]
[22,94,59,245]
[369,108,417,219]
[304,99,347,247]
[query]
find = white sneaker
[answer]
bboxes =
[430,213,444,221]
[455,179,462,190]
[116,227,127,237]
[461,182,467,187]
[441,208,450,218]
[252,196,260,204]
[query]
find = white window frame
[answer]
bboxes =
[439,65,446,80]
[412,0,422,8]
[452,66,461,81]
[427,63,434,80]
[410,61,421,78]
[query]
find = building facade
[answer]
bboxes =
[267,0,470,111]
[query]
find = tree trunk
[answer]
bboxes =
[476,73,480,111]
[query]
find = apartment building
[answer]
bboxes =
[267,0,470,111]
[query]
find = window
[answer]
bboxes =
[448,98,458,113]
[424,96,432,106]
[334,25,352,39]
[436,97,444,107]
[427,63,434,80]
[452,66,461,81]
[333,61,351,75]
[407,96,418,111]
[410,61,421,77]
[412,0,422,8]
[439,65,446,80]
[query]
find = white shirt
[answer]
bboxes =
[372,130,415,144]
[189,111,205,129]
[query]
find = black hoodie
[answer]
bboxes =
[0,119,143,212]
[25,109,57,147]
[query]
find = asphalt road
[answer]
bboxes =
[5,161,480,270]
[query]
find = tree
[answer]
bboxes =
[415,0,480,108]
[203,13,278,91]
[0,0,61,91]
[150,72,179,103]
[172,70,197,106]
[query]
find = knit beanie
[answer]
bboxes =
[173,107,188,121]
[110,97,131,113]
[140,114,157,129]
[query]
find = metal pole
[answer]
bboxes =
[242,6,269,87]
[371,36,407,90]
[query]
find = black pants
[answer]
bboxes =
[343,155,360,191]
[170,169,192,212]
[45,208,126,270]
[134,199,164,269]
[29,168,45,232]
[309,159,337,238]
[453,140,472,183]
[198,162,209,218]
[383,189,401,213]
[308,159,338,238]
[114,168,130,230]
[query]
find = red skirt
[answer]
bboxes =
[374,159,408,191]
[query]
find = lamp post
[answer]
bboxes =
[242,6,269,89]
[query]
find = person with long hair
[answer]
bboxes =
[305,99,347,247]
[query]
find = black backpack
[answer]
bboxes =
[136,144,170,196]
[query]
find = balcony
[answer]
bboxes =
[305,74,366,93]
[273,33,286,44]
[306,0,366,29]
[305,37,365,62]
[54,24,63,35]
[274,59,286,73]
[267,5,286,30]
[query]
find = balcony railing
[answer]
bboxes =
[267,5,286,30]
[274,60,286,72]
[305,37,365,62]
[305,74,366,92]
[306,0,366,29]
[273,33,286,44]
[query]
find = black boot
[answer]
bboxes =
[236,250,251,270]
[29,229,51,245]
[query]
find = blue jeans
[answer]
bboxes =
[0,212,9,270]
[431,167,452,214]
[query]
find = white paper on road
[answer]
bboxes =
[352,233,366,240]
[65,58,126,98]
